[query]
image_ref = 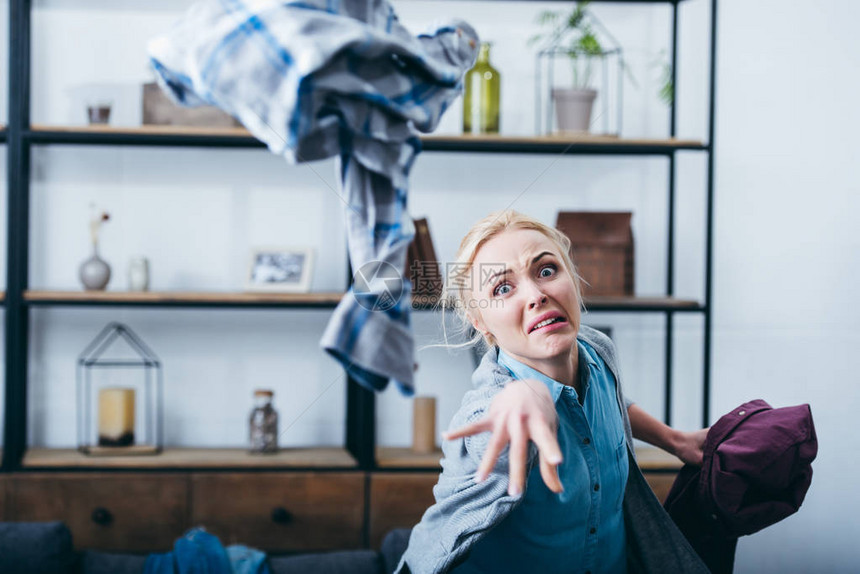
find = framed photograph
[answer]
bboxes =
[246,247,314,293]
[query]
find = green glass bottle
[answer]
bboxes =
[463,42,500,134]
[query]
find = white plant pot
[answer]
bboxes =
[552,87,598,133]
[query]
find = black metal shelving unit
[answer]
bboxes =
[3,0,718,473]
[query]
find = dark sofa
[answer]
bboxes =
[0,521,411,574]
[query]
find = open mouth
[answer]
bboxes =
[529,316,567,333]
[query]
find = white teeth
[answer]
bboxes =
[532,317,562,331]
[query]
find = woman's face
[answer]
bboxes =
[468,227,581,364]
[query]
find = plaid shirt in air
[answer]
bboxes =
[149,0,478,395]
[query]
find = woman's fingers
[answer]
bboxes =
[538,452,564,494]
[528,417,563,466]
[475,421,509,482]
[527,417,563,492]
[442,418,491,441]
[507,416,528,496]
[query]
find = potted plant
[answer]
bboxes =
[530,2,612,133]
[654,49,675,106]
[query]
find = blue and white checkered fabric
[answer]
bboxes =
[148,0,478,395]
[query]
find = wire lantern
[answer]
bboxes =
[77,322,163,456]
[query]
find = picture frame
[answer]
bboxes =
[245,247,315,293]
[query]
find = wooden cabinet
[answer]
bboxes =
[8,473,189,552]
[368,473,437,550]
[190,472,364,552]
[5,471,363,552]
[1,468,678,553]
[642,472,677,504]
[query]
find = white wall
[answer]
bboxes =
[710,1,860,572]
[3,0,858,570]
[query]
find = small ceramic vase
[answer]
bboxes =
[79,246,111,291]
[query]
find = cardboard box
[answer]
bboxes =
[142,82,240,128]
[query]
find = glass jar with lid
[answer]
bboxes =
[249,389,279,454]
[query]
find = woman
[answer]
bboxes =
[396,210,710,574]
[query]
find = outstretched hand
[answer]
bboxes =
[442,379,563,497]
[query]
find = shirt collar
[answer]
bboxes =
[497,339,597,404]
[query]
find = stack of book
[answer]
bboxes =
[406,217,443,303]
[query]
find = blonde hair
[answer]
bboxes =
[432,209,584,352]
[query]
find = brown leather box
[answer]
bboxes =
[556,211,634,297]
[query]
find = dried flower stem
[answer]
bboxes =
[89,205,111,247]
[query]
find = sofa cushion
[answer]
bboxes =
[0,521,76,574]
[79,550,147,574]
[268,550,382,574]
[380,529,411,574]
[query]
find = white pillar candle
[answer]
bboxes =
[412,396,437,454]
[98,387,136,447]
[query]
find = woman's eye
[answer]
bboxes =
[539,264,557,278]
[493,283,511,297]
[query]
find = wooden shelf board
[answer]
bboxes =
[24,290,345,305]
[422,133,705,148]
[634,445,684,470]
[376,447,444,469]
[31,124,253,137]
[376,444,683,471]
[22,447,357,469]
[583,296,703,311]
[28,125,706,151]
[22,290,698,312]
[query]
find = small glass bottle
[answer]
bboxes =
[127,256,150,291]
[249,389,279,454]
[462,42,501,134]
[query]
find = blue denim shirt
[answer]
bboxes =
[451,339,628,574]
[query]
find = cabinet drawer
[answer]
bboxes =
[191,472,364,552]
[9,473,188,551]
[369,473,437,550]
